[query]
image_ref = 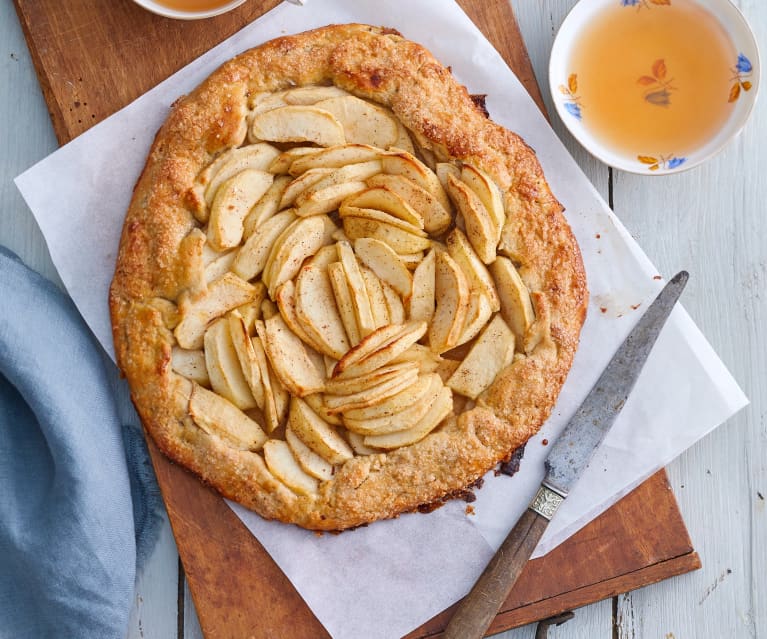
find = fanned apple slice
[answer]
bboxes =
[304,392,342,426]
[343,187,424,228]
[447,314,515,399]
[288,397,354,464]
[250,106,346,147]
[392,121,416,155]
[234,283,266,336]
[339,205,427,236]
[199,143,281,211]
[189,384,267,451]
[462,163,505,238]
[381,149,450,211]
[275,281,326,353]
[324,367,420,414]
[249,335,281,431]
[489,256,536,342]
[381,281,406,324]
[260,313,325,397]
[327,262,361,346]
[307,160,383,192]
[248,91,289,113]
[324,361,418,395]
[227,311,265,408]
[456,293,494,346]
[285,427,334,481]
[446,173,498,264]
[391,343,442,374]
[289,144,383,176]
[337,240,376,338]
[269,147,321,175]
[204,318,257,410]
[361,266,390,329]
[323,356,337,379]
[315,96,399,148]
[263,440,319,496]
[294,263,350,358]
[272,371,290,427]
[397,252,425,269]
[343,371,435,421]
[408,248,436,322]
[264,215,335,297]
[283,85,350,105]
[446,228,500,312]
[344,372,443,435]
[231,209,297,281]
[309,244,339,269]
[295,180,368,217]
[367,173,451,234]
[363,385,452,449]
[333,321,428,379]
[242,174,292,239]
[428,251,470,353]
[354,237,413,298]
[208,169,274,250]
[204,250,237,284]
[346,431,381,456]
[171,347,209,386]
[280,168,334,208]
[175,273,260,349]
[341,216,432,254]
[435,162,461,191]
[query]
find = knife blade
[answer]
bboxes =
[444,271,688,639]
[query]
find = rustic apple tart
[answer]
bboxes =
[110,24,587,530]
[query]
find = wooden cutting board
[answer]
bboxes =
[14,0,701,636]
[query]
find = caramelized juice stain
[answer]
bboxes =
[153,0,233,10]
[570,0,736,157]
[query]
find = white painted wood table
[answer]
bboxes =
[1,1,764,637]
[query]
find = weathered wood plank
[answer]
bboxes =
[0,0,57,280]
[610,0,766,636]
[126,518,180,639]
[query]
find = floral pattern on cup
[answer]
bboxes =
[729,53,754,102]
[559,73,583,120]
[622,0,671,8]
[638,59,677,106]
[638,154,687,171]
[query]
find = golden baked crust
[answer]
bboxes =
[110,24,588,530]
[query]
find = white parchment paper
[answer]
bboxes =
[15,2,748,637]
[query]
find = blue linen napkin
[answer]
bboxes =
[0,246,163,639]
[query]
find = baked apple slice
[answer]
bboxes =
[428,251,470,353]
[315,96,399,148]
[250,105,346,147]
[489,256,536,342]
[263,439,319,495]
[189,384,267,451]
[288,397,354,464]
[447,314,515,399]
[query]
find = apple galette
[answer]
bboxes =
[110,24,587,530]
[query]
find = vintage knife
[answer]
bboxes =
[444,271,689,639]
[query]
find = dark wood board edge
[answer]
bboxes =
[13,0,282,145]
[147,437,332,639]
[455,0,547,115]
[415,551,702,638]
[12,0,69,144]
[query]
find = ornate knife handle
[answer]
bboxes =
[443,484,566,639]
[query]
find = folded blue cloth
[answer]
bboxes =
[0,246,163,639]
